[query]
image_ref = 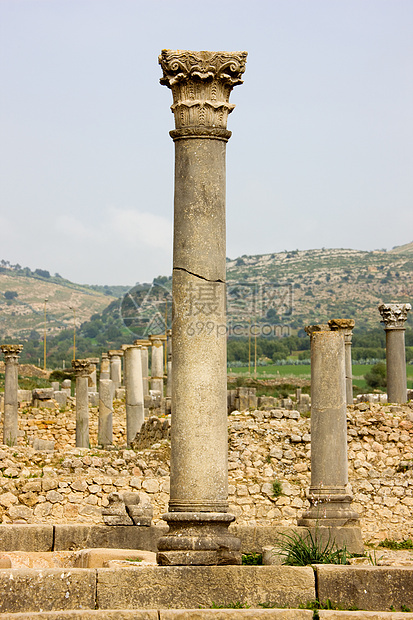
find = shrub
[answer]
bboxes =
[364,362,386,390]
[275,528,351,566]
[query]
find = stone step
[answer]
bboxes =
[1,610,413,619]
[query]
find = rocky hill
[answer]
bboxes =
[0,266,123,341]
[226,246,413,331]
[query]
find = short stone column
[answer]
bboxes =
[124,344,145,446]
[328,319,355,405]
[87,357,99,392]
[166,329,172,398]
[149,335,164,395]
[72,359,93,448]
[156,49,247,566]
[98,378,113,447]
[379,303,411,404]
[1,344,23,446]
[108,350,122,391]
[298,325,359,526]
[100,353,110,380]
[134,340,150,397]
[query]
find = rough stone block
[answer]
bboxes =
[17,389,32,402]
[54,391,68,406]
[230,525,363,555]
[53,524,167,552]
[0,525,53,551]
[160,612,313,619]
[96,566,315,610]
[316,566,413,612]
[32,388,54,400]
[32,438,55,452]
[73,548,156,568]
[88,392,99,406]
[0,612,158,619]
[0,568,96,613]
[319,614,413,619]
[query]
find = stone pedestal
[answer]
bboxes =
[379,303,411,404]
[328,319,355,405]
[72,359,93,448]
[156,49,247,566]
[149,335,165,395]
[1,344,23,446]
[98,378,113,447]
[100,353,110,380]
[124,344,145,446]
[298,326,359,527]
[108,350,123,392]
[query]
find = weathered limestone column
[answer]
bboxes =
[72,359,93,448]
[156,49,247,566]
[166,329,172,398]
[124,344,145,446]
[108,350,122,391]
[100,353,110,380]
[134,340,150,397]
[149,335,164,395]
[298,325,359,526]
[379,303,411,404]
[328,319,355,405]
[1,345,23,446]
[98,378,113,447]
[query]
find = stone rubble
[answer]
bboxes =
[0,400,412,544]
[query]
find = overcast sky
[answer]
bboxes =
[1,0,412,285]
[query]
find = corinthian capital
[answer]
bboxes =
[1,344,23,362]
[72,359,93,377]
[379,303,411,329]
[159,49,247,135]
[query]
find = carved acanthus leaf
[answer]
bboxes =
[159,50,247,132]
[378,303,411,329]
[1,344,23,361]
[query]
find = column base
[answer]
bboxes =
[297,493,360,527]
[156,512,241,566]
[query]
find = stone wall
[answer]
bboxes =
[0,400,413,543]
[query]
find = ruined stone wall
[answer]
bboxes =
[0,401,412,543]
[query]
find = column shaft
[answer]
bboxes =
[1,345,22,446]
[298,328,358,526]
[124,346,144,446]
[75,376,89,448]
[98,378,113,447]
[379,303,411,404]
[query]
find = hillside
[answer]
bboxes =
[226,247,413,331]
[0,267,120,341]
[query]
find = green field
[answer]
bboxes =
[228,363,413,390]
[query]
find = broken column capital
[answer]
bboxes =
[1,344,23,363]
[159,49,247,140]
[71,359,93,377]
[328,318,355,343]
[378,303,411,330]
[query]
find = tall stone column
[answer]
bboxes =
[1,345,23,446]
[328,319,355,405]
[72,359,93,448]
[100,353,110,380]
[124,344,145,446]
[379,303,411,404]
[166,329,172,398]
[156,49,247,566]
[149,335,164,394]
[108,350,122,391]
[98,378,113,447]
[134,340,150,397]
[298,326,359,526]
